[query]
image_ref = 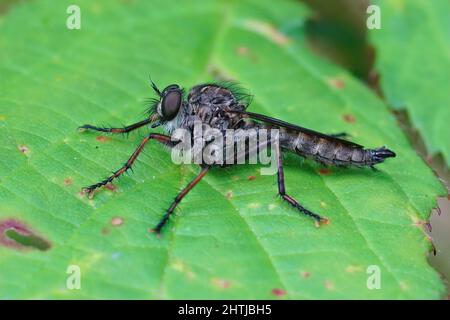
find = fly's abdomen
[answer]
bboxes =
[283,131,396,167]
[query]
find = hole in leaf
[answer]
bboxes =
[4,229,51,251]
[0,219,51,251]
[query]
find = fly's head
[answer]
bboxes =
[147,80,185,134]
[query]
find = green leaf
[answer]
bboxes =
[0,0,445,299]
[371,0,450,166]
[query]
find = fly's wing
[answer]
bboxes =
[236,110,363,149]
[221,128,270,165]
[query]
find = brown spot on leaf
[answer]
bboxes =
[271,288,287,297]
[64,177,73,186]
[212,278,231,289]
[101,227,110,235]
[226,190,233,199]
[244,19,291,45]
[111,217,124,227]
[96,136,111,143]
[248,175,256,181]
[324,280,335,290]
[328,78,345,89]
[318,168,331,175]
[235,46,258,62]
[315,218,330,227]
[105,183,117,192]
[346,265,363,273]
[343,114,356,123]
[236,46,249,55]
[0,219,51,251]
[300,271,310,279]
[18,144,29,154]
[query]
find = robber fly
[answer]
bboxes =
[79,80,396,235]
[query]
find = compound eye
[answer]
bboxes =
[161,89,181,120]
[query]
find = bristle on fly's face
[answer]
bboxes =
[144,97,160,117]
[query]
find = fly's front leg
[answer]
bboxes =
[151,166,210,236]
[83,133,173,199]
[275,142,329,226]
[79,118,152,135]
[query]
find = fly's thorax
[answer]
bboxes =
[188,84,238,107]
[164,83,250,141]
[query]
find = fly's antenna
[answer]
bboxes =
[149,75,161,97]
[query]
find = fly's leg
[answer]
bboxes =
[78,118,152,135]
[151,166,210,236]
[82,133,173,199]
[275,142,329,226]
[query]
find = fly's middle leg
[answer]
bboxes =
[275,142,329,226]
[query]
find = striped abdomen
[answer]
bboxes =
[280,130,396,167]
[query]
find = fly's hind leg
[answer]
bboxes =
[82,133,173,198]
[275,142,329,226]
[151,165,210,236]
